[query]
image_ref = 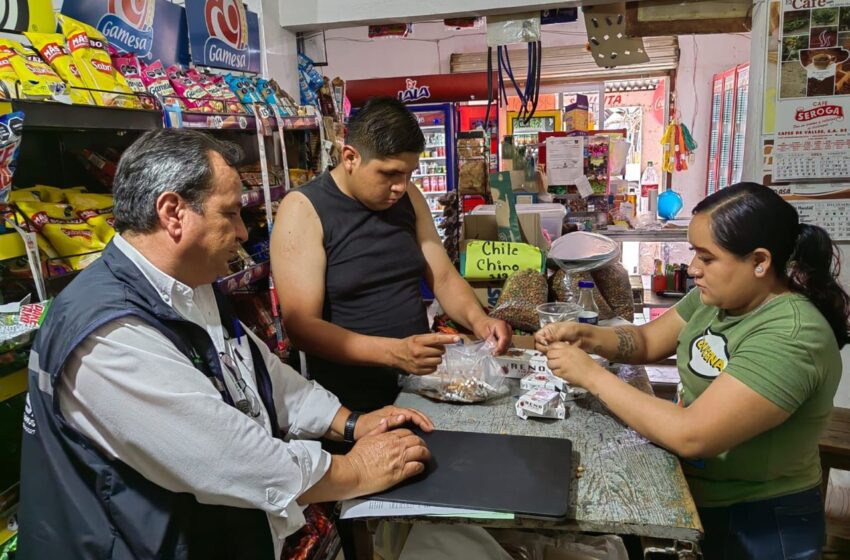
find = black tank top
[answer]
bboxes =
[298,172,428,411]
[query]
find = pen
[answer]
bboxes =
[233,320,243,346]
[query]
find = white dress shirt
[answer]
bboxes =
[57,233,342,556]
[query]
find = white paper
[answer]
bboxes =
[546,137,584,185]
[575,175,594,198]
[339,499,500,520]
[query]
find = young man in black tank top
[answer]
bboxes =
[272,97,511,413]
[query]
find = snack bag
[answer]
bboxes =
[205,73,247,114]
[24,32,93,105]
[188,69,243,113]
[139,60,183,109]
[0,49,19,99]
[0,112,24,203]
[167,65,215,112]
[111,52,156,109]
[9,185,67,203]
[0,40,70,103]
[15,201,106,270]
[225,73,262,110]
[66,192,115,244]
[58,15,140,109]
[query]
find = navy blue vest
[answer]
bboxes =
[18,242,279,560]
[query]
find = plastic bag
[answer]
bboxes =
[490,269,548,332]
[402,340,508,403]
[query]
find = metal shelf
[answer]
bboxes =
[599,228,689,243]
[419,157,446,161]
[420,191,448,195]
[3,99,162,131]
[419,125,445,131]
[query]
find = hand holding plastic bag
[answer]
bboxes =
[402,339,509,403]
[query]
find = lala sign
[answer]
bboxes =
[398,78,431,103]
[99,0,155,58]
[203,0,250,70]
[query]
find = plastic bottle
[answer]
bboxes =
[640,161,659,214]
[577,281,599,325]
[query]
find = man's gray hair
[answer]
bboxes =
[113,129,244,233]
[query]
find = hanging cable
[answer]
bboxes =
[484,46,494,130]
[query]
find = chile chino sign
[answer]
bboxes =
[185,0,261,73]
[61,0,190,67]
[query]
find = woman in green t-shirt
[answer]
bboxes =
[536,182,849,559]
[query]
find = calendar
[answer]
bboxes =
[774,150,850,183]
[790,200,850,241]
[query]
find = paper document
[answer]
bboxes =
[546,137,584,185]
[339,499,514,520]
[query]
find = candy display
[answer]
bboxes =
[139,60,183,109]
[167,64,217,112]
[111,52,156,110]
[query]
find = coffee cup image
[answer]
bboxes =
[801,48,849,70]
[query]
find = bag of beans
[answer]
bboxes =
[491,269,548,332]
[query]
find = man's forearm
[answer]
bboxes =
[287,316,400,369]
[296,455,360,505]
[433,273,488,332]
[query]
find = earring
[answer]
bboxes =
[755,266,764,274]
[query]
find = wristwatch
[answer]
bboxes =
[343,411,362,444]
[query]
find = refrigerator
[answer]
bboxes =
[506,110,561,149]
[409,103,458,240]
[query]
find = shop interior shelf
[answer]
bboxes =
[600,228,689,243]
[216,261,270,295]
[4,99,162,132]
[0,368,27,403]
[421,191,448,196]
[241,185,287,207]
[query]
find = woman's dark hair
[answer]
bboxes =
[346,96,425,160]
[693,182,850,347]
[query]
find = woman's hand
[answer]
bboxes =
[543,342,605,390]
[535,321,586,351]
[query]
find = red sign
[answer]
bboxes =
[347,72,496,107]
[795,104,844,122]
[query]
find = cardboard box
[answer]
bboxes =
[462,213,546,307]
[563,94,589,133]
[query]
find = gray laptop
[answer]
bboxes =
[369,429,572,520]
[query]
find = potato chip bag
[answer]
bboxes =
[0,40,71,102]
[16,201,106,270]
[0,50,19,99]
[110,52,156,109]
[66,192,115,244]
[139,60,183,109]
[9,185,68,203]
[58,15,140,109]
[167,65,215,112]
[25,32,94,105]
[0,111,24,204]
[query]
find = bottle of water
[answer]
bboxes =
[577,280,599,325]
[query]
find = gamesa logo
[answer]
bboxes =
[203,0,249,70]
[99,0,155,58]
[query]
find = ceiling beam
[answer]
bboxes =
[279,0,617,32]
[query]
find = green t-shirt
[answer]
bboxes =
[674,289,841,507]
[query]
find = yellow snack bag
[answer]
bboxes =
[58,15,140,109]
[12,209,72,275]
[25,32,94,105]
[66,192,115,244]
[9,185,68,203]
[0,50,19,99]
[16,201,106,270]
[0,40,71,102]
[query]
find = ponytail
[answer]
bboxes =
[788,224,850,348]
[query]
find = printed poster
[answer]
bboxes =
[774,0,850,181]
[185,0,261,73]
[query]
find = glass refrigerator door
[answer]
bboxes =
[507,110,561,148]
[411,105,456,241]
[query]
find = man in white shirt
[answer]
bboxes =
[18,129,432,560]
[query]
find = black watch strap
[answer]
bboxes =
[343,411,361,444]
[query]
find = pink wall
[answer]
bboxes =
[322,22,751,211]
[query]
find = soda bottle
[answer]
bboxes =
[577,281,599,325]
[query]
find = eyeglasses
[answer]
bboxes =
[219,351,261,418]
